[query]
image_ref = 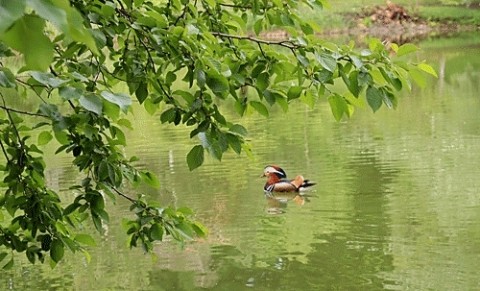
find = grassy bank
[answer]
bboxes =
[308,0,480,30]
[417,5,480,24]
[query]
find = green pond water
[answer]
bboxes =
[2,32,480,290]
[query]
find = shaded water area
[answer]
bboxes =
[3,31,480,290]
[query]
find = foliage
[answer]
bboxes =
[0,0,433,267]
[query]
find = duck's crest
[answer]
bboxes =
[264,165,287,178]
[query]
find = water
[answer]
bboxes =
[2,32,480,290]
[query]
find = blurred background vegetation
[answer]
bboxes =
[304,0,480,29]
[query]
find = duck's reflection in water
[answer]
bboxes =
[264,192,312,214]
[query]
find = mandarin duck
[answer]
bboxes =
[262,165,316,193]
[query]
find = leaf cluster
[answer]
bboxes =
[0,0,435,267]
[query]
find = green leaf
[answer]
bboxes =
[38,131,53,145]
[2,258,14,270]
[250,101,269,117]
[256,72,269,91]
[234,99,247,116]
[287,86,303,101]
[343,92,365,108]
[191,221,207,237]
[135,82,148,104]
[300,89,317,108]
[117,118,133,130]
[229,124,248,136]
[316,52,337,72]
[382,90,396,109]
[143,98,157,115]
[173,90,194,105]
[417,63,438,78]
[186,145,204,171]
[350,55,363,69]
[79,94,103,115]
[226,133,243,154]
[50,239,64,263]
[391,77,403,91]
[368,38,383,52]
[0,67,16,88]
[48,0,98,54]
[54,130,69,145]
[0,252,7,263]
[176,222,194,240]
[409,68,427,88]
[195,68,206,88]
[140,171,160,189]
[177,206,194,215]
[30,71,67,87]
[150,223,164,241]
[27,0,68,31]
[102,100,120,120]
[91,193,105,211]
[0,0,26,33]
[296,54,309,67]
[92,214,103,233]
[97,160,109,181]
[341,69,359,97]
[366,86,383,112]
[328,94,348,121]
[59,86,83,100]
[82,249,91,264]
[253,18,263,35]
[101,91,132,113]
[63,202,79,215]
[74,234,96,246]
[206,70,229,93]
[300,23,314,35]
[369,69,388,86]
[0,15,53,70]
[397,43,418,57]
[203,111,219,127]
[160,108,176,123]
[275,94,289,112]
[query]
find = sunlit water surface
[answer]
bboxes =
[3,32,480,290]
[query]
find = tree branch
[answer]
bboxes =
[15,79,47,104]
[112,186,136,203]
[0,139,10,163]
[211,32,301,50]
[219,3,252,9]
[0,105,48,118]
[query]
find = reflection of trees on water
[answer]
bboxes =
[142,151,400,290]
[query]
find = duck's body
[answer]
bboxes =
[262,165,316,193]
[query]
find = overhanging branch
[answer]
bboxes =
[211,32,302,50]
[0,105,48,118]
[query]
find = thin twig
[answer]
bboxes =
[49,66,76,110]
[15,79,47,103]
[1,93,23,144]
[0,105,48,118]
[211,32,301,50]
[219,3,252,9]
[112,187,136,203]
[0,139,10,163]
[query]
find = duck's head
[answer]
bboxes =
[262,165,287,179]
